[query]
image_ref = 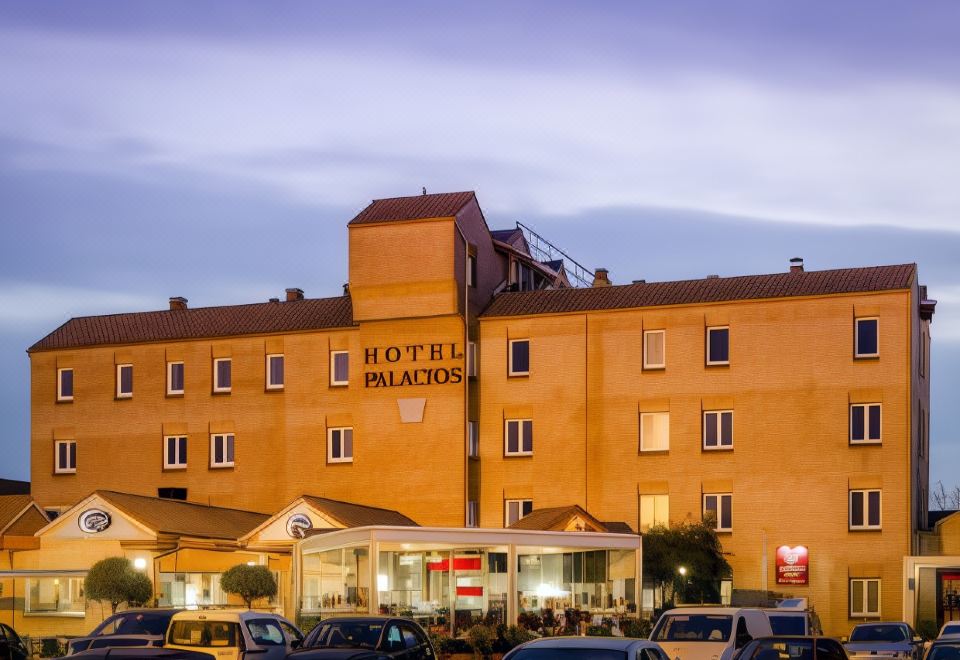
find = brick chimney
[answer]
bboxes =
[169,297,188,310]
[592,268,611,288]
[790,257,804,273]
[285,288,304,302]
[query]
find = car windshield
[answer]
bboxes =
[769,616,807,636]
[929,645,960,660]
[748,639,814,660]
[850,625,907,642]
[98,613,173,636]
[651,615,733,642]
[509,650,628,660]
[315,622,384,650]
[943,626,960,636]
[168,621,240,647]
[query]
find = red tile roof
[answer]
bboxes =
[349,191,476,225]
[482,264,916,318]
[29,296,354,352]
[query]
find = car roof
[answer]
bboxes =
[520,636,657,650]
[931,640,960,647]
[169,610,280,623]
[852,622,907,627]
[662,608,746,616]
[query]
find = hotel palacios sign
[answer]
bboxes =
[776,545,809,585]
[364,342,463,388]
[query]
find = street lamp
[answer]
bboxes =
[677,566,689,604]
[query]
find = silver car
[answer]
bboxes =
[503,636,669,660]
[844,623,923,660]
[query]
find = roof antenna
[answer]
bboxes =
[422,186,427,195]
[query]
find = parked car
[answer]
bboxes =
[651,607,774,660]
[164,610,303,660]
[924,639,960,660]
[938,623,960,640]
[71,648,217,660]
[504,636,669,660]
[67,609,181,655]
[844,622,924,660]
[734,636,848,660]
[292,616,433,660]
[0,623,28,660]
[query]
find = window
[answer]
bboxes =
[706,326,730,365]
[213,358,231,393]
[468,421,479,458]
[467,500,478,527]
[504,419,533,456]
[167,361,184,395]
[640,494,669,532]
[330,351,349,386]
[703,493,732,531]
[467,342,478,378]
[55,440,76,474]
[850,403,881,444]
[508,339,529,376]
[850,578,881,617]
[266,354,284,390]
[210,434,235,468]
[467,253,477,288]
[328,427,353,463]
[643,330,665,369]
[164,436,187,469]
[25,577,85,615]
[505,499,533,526]
[850,489,881,529]
[855,317,879,358]
[158,487,187,500]
[116,364,133,398]
[640,412,669,452]
[704,410,734,450]
[57,368,74,402]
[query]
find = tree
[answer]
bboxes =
[84,557,154,614]
[220,564,277,609]
[643,520,731,608]
[931,481,960,510]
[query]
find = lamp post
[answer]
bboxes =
[677,566,688,604]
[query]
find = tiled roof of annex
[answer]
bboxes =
[348,191,477,226]
[301,496,419,528]
[482,263,916,318]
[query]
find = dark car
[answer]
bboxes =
[925,639,960,660]
[68,609,181,656]
[503,636,668,660]
[0,623,29,660]
[293,617,434,660]
[734,636,848,660]
[70,648,216,660]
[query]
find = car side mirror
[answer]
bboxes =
[244,647,268,656]
[913,637,923,644]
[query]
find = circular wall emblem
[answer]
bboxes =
[78,509,112,533]
[286,513,313,539]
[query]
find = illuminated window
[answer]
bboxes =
[643,330,665,369]
[25,577,85,614]
[640,412,669,452]
[640,494,669,532]
[850,578,881,617]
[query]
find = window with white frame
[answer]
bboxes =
[213,358,231,393]
[328,427,353,463]
[210,433,234,468]
[706,326,730,365]
[640,494,669,532]
[640,412,669,452]
[467,501,478,527]
[25,577,85,615]
[703,410,733,449]
[504,419,532,456]
[643,330,665,369]
[850,403,881,444]
[505,499,533,526]
[266,354,284,390]
[468,421,479,458]
[850,578,881,617]
[116,364,133,398]
[467,342,478,378]
[167,361,184,395]
[164,436,187,469]
[703,493,732,532]
[57,368,74,402]
[330,351,349,386]
[467,253,477,288]
[508,339,529,376]
[54,440,76,474]
[855,317,879,358]
[849,489,881,529]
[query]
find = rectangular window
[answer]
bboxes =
[850,578,881,617]
[850,489,881,529]
[850,403,882,444]
[467,254,477,288]
[167,361,185,395]
[330,351,349,386]
[25,577,85,615]
[467,342,478,378]
[704,410,734,450]
[328,427,354,463]
[266,354,284,390]
[164,436,187,469]
[210,434,235,468]
[703,493,732,531]
[504,419,533,456]
[504,499,533,526]
[508,339,529,376]
[57,368,74,402]
[856,317,879,358]
[468,421,479,458]
[467,501,478,527]
[643,330,666,369]
[706,326,730,365]
[639,494,669,532]
[54,440,76,474]
[116,364,133,398]
[640,412,669,452]
[213,358,231,393]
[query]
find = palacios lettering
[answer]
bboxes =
[363,342,464,388]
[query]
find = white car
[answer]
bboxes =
[650,607,774,660]
[938,622,960,640]
[164,610,303,660]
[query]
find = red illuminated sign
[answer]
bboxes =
[776,545,809,585]
[426,557,482,572]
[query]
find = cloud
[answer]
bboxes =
[0,282,155,329]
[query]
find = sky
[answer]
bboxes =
[1,1,958,493]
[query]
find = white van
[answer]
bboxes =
[650,607,774,660]
[165,610,303,660]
